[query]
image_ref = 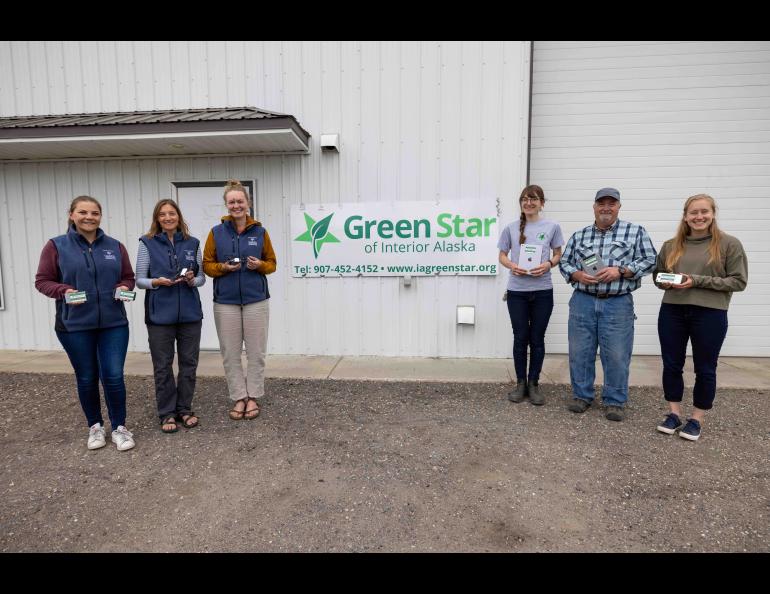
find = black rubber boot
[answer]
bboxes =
[507,381,528,403]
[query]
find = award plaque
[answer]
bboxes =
[65,291,87,304]
[114,288,136,301]
[656,272,684,285]
[517,244,543,273]
[580,254,607,275]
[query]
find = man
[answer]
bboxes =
[559,188,656,421]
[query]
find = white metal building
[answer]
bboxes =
[0,41,767,357]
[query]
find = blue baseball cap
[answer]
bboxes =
[595,187,620,202]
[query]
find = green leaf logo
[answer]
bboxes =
[311,213,335,258]
[295,212,341,258]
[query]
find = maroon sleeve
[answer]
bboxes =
[34,240,73,300]
[117,243,136,290]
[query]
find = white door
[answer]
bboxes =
[175,185,226,350]
[174,182,255,350]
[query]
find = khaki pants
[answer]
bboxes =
[213,300,269,401]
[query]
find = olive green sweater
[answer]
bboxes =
[653,233,748,310]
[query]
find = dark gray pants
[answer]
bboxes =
[147,321,202,420]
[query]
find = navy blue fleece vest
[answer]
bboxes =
[211,220,269,305]
[52,226,128,332]
[140,233,203,325]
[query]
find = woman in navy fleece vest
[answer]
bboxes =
[136,199,205,433]
[34,196,136,452]
[203,180,277,421]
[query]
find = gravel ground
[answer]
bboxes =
[0,372,768,552]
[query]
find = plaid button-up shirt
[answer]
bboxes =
[559,219,657,295]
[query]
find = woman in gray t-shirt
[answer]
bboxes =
[498,185,564,405]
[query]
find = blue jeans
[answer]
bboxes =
[506,289,554,382]
[56,325,129,428]
[657,303,728,410]
[568,290,635,406]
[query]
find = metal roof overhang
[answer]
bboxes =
[0,117,311,161]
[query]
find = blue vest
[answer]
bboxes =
[52,226,128,332]
[140,233,203,325]
[211,220,270,305]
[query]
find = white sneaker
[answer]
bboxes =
[111,426,135,451]
[87,423,106,450]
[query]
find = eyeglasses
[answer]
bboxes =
[521,197,540,203]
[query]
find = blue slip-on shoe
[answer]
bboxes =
[656,412,683,435]
[679,418,702,441]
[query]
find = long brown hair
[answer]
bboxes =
[145,199,190,239]
[518,185,545,244]
[67,195,102,229]
[664,194,723,272]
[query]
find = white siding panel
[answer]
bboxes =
[225,41,246,107]
[206,42,228,108]
[169,42,191,109]
[0,41,17,116]
[1,41,531,357]
[151,41,174,110]
[530,40,770,357]
[28,42,51,116]
[96,41,119,112]
[11,42,33,116]
[187,42,209,109]
[244,41,265,112]
[45,41,67,115]
[1,165,24,347]
[80,41,102,113]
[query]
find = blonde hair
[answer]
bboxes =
[518,185,545,244]
[223,179,250,205]
[664,194,724,272]
[67,195,102,229]
[145,199,190,239]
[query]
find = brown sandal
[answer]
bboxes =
[160,415,178,433]
[244,397,260,420]
[177,412,199,429]
[229,399,246,421]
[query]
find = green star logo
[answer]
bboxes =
[294,212,340,258]
[537,232,546,241]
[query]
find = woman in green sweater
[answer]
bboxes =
[653,194,748,441]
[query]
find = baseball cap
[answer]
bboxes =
[595,187,620,202]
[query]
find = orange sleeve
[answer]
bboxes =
[257,230,277,275]
[202,229,227,278]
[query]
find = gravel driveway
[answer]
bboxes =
[1,372,767,552]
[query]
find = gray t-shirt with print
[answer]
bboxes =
[497,218,564,291]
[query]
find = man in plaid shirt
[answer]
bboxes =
[559,187,656,421]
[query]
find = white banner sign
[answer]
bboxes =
[290,200,499,277]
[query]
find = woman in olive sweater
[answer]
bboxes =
[653,194,748,441]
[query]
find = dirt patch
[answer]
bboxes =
[0,373,767,552]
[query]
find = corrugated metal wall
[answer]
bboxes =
[0,41,531,357]
[530,41,770,356]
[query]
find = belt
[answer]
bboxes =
[578,290,623,299]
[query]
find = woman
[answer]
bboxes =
[136,199,205,433]
[203,179,277,420]
[654,194,748,441]
[498,185,564,405]
[35,196,136,451]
